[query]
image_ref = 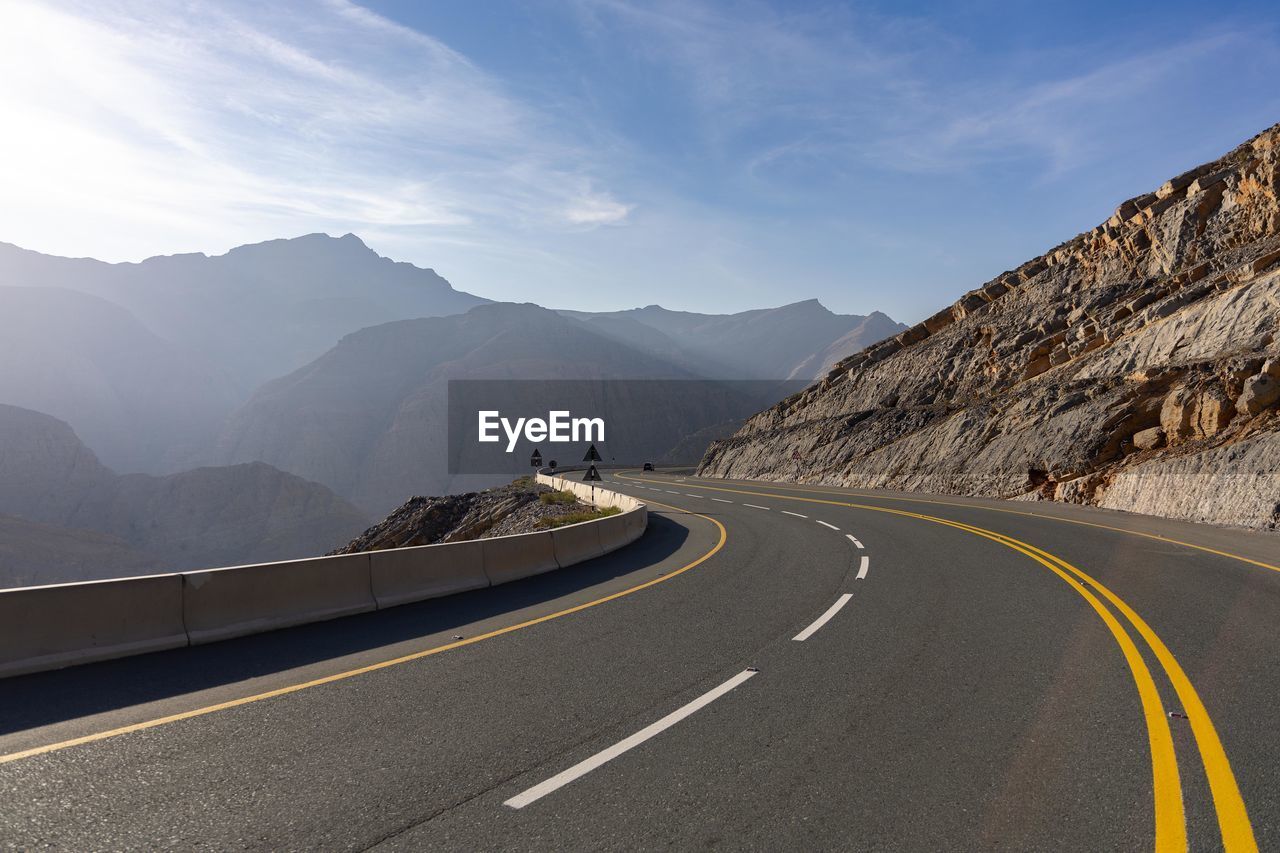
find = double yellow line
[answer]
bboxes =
[618,472,1257,852]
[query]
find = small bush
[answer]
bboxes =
[539,489,577,505]
[537,506,622,528]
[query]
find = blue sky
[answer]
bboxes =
[1,1,1278,323]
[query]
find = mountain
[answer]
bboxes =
[0,286,236,473]
[0,233,488,400]
[214,302,794,515]
[0,233,904,483]
[560,301,906,380]
[781,311,910,380]
[0,516,161,589]
[0,404,371,586]
[699,122,1280,530]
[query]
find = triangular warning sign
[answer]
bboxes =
[583,465,602,482]
[583,443,602,462]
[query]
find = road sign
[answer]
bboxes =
[583,443,602,462]
[583,465,602,482]
[530,448,543,467]
[548,460,557,471]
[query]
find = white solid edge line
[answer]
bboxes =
[857,555,870,580]
[743,504,770,510]
[816,520,839,530]
[792,593,854,642]
[504,670,758,809]
[781,510,808,519]
[711,498,732,503]
[845,534,864,549]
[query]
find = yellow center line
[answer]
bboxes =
[0,499,726,767]
[1010,537,1256,852]
[692,477,1280,575]
[619,472,1256,851]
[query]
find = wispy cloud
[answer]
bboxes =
[566,0,1278,181]
[1,0,1276,320]
[0,0,630,261]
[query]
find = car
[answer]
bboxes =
[642,462,654,471]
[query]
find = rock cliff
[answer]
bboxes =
[330,478,592,553]
[699,123,1280,530]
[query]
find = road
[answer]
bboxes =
[1,469,1278,850]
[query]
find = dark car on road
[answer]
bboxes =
[642,462,654,471]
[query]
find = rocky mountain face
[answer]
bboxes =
[0,516,160,590]
[699,123,1280,531]
[0,404,370,586]
[560,301,905,380]
[331,478,588,553]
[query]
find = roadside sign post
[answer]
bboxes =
[583,463,601,502]
[582,445,603,503]
[530,448,543,472]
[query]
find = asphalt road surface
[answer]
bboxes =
[2,469,1278,851]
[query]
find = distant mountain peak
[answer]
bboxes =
[221,231,376,260]
[772,298,832,315]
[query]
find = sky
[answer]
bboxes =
[1,0,1278,323]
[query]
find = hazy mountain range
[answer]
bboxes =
[0,233,904,585]
[0,404,369,586]
[214,302,818,515]
[558,302,903,380]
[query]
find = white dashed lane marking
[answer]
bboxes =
[504,670,758,809]
[792,594,853,642]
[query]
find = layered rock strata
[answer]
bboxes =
[699,124,1280,530]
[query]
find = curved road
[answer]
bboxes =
[1,469,1278,850]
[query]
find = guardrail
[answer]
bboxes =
[0,474,646,678]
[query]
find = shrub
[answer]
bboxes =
[537,506,621,528]
[539,489,578,505]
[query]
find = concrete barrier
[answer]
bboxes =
[550,519,605,567]
[183,553,375,644]
[537,471,644,511]
[624,504,649,540]
[370,540,489,608]
[0,574,187,678]
[482,530,560,585]
[1,472,649,679]
[596,510,636,555]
